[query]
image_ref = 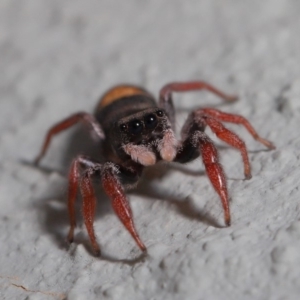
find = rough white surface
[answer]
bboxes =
[1,1,300,299]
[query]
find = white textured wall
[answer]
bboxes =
[1,1,300,299]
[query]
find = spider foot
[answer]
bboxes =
[225,94,239,102]
[67,228,75,244]
[225,214,231,227]
[244,173,252,180]
[93,245,101,257]
[258,138,276,150]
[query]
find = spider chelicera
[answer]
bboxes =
[35,81,275,256]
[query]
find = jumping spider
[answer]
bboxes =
[35,81,275,256]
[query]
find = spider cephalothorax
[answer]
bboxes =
[35,81,275,256]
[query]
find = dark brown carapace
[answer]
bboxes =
[35,81,275,256]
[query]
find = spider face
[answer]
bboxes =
[117,108,167,143]
[109,107,178,166]
[35,82,275,256]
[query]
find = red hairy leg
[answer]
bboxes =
[160,81,238,103]
[199,108,275,149]
[34,112,104,164]
[81,171,101,256]
[67,159,80,243]
[159,81,237,129]
[67,155,100,244]
[101,165,146,252]
[202,116,252,179]
[197,132,231,226]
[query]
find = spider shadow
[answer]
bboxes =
[37,178,151,263]
[33,126,114,257]
[33,181,111,257]
[131,163,223,228]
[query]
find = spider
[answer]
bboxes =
[35,81,275,256]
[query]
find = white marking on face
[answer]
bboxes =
[157,128,178,162]
[122,144,156,166]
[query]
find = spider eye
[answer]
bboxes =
[119,124,127,131]
[156,110,164,117]
[144,113,157,129]
[128,119,143,134]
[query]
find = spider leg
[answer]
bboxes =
[197,108,275,149]
[68,157,144,255]
[159,81,237,128]
[67,155,100,245]
[198,132,230,226]
[200,115,252,179]
[175,129,230,226]
[101,163,146,252]
[81,165,102,256]
[34,112,105,164]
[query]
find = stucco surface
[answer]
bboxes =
[0,1,300,299]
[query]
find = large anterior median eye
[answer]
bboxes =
[144,113,157,129]
[128,119,143,134]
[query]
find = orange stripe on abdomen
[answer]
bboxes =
[98,85,151,108]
